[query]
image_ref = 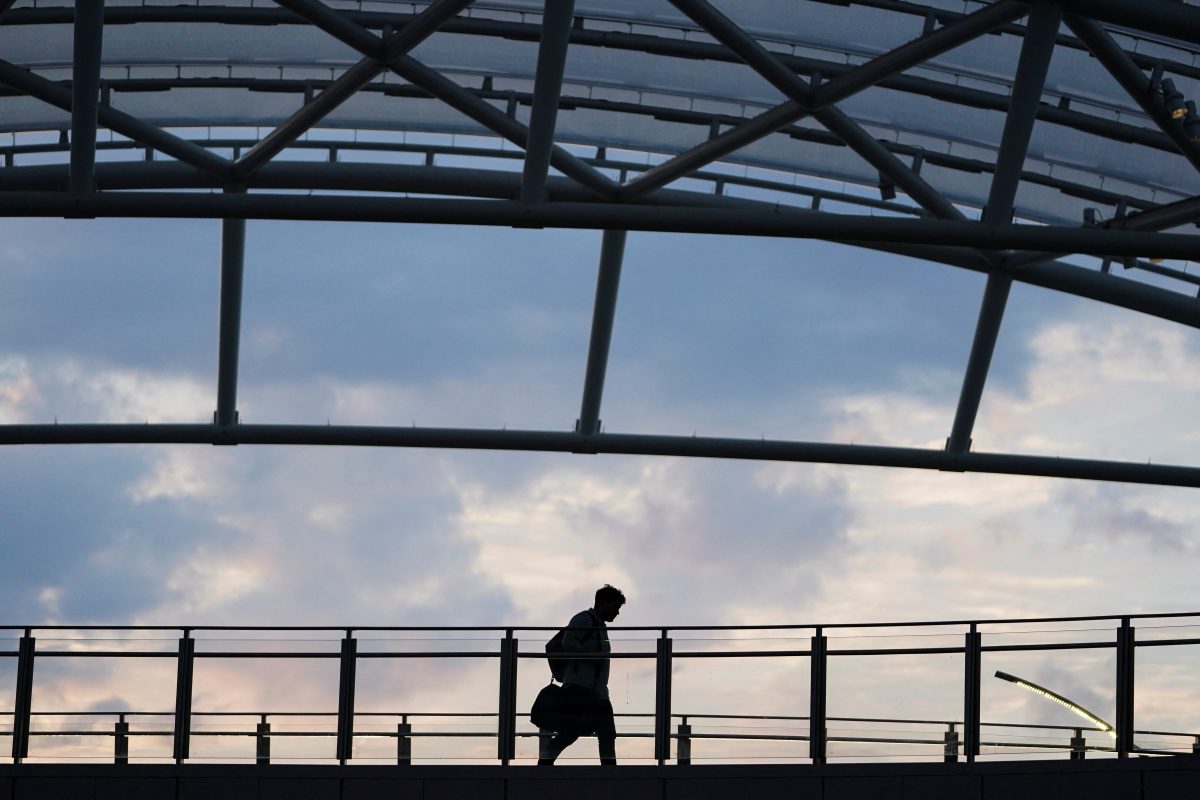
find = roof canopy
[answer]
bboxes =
[3,0,1200,485]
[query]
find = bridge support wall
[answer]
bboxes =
[0,758,1197,800]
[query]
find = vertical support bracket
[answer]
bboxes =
[398,716,413,765]
[963,624,982,762]
[576,229,628,438]
[69,0,105,196]
[1071,728,1087,760]
[654,630,673,765]
[809,628,827,765]
[520,0,576,204]
[215,213,246,430]
[11,630,35,763]
[943,724,960,762]
[172,631,194,764]
[336,630,357,764]
[497,630,518,764]
[1115,618,1136,758]
[676,717,692,765]
[946,1,1062,455]
[114,714,129,764]
[256,715,271,765]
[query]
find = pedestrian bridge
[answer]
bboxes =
[3,612,1199,797]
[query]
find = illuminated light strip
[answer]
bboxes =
[994,670,1116,739]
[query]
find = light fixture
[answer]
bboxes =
[994,670,1116,739]
[1161,78,1187,120]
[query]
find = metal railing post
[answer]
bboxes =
[676,717,692,765]
[1071,728,1086,760]
[963,624,981,762]
[336,630,358,764]
[171,630,194,764]
[809,628,827,765]
[497,630,518,764]
[1116,618,1136,758]
[256,715,270,765]
[114,714,129,764]
[11,630,35,763]
[398,716,412,765]
[943,723,959,762]
[654,630,673,765]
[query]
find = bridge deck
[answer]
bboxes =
[2,757,1197,800]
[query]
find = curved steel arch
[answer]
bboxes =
[2,0,1200,485]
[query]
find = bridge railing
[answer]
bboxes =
[0,612,1198,765]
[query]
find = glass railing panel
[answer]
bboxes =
[189,632,342,763]
[669,630,811,764]
[825,627,964,763]
[979,623,1117,761]
[1129,620,1200,756]
[21,630,176,763]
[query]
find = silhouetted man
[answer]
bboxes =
[539,584,626,765]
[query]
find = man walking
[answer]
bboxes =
[539,584,626,765]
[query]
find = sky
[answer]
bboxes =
[1,212,1198,763]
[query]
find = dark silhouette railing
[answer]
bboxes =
[2,612,1199,765]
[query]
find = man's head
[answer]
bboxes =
[594,584,626,622]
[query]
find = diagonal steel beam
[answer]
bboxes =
[623,1,1026,200]
[576,229,627,437]
[276,0,617,199]
[69,0,104,195]
[215,211,246,429]
[520,0,575,204]
[1061,0,1200,46]
[662,0,978,222]
[1065,14,1200,178]
[390,55,618,199]
[236,0,472,180]
[946,1,1063,456]
[0,59,232,179]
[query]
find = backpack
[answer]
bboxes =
[545,610,599,682]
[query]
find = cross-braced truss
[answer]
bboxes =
[2,0,1200,485]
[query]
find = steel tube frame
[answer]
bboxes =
[6,423,1200,487]
[1060,0,1200,46]
[215,214,246,428]
[666,0,966,227]
[520,0,575,205]
[946,2,1062,455]
[1065,14,1200,177]
[577,230,627,436]
[0,59,232,179]
[274,0,615,198]
[234,0,471,179]
[69,0,104,196]
[623,1,1026,199]
[2,193,1198,260]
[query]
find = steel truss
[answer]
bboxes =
[1,0,1200,486]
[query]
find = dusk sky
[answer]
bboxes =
[1,211,1198,761]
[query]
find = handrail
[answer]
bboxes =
[1,614,1198,765]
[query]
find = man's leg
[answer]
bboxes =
[543,732,578,764]
[595,697,617,765]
